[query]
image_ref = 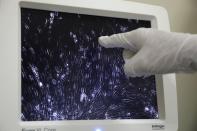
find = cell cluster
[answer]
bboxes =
[21,8,158,121]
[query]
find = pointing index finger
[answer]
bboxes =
[98,32,137,52]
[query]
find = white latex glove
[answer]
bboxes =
[98,28,197,77]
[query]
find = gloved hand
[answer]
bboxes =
[98,28,197,77]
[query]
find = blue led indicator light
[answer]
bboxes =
[95,128,102,131]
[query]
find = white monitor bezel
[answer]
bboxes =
[0,0,178,131]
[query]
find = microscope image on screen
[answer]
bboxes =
[21,8,158,121]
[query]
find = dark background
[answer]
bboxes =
[21,8,158,121]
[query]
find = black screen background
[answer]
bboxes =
[21,8,158,121]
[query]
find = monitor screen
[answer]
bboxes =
[21,8,158,121]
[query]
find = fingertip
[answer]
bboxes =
[98,33,131,49]
[98,36,110,48]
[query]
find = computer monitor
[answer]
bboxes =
[0,0,178,131]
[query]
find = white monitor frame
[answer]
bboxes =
[0,0,178,131]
